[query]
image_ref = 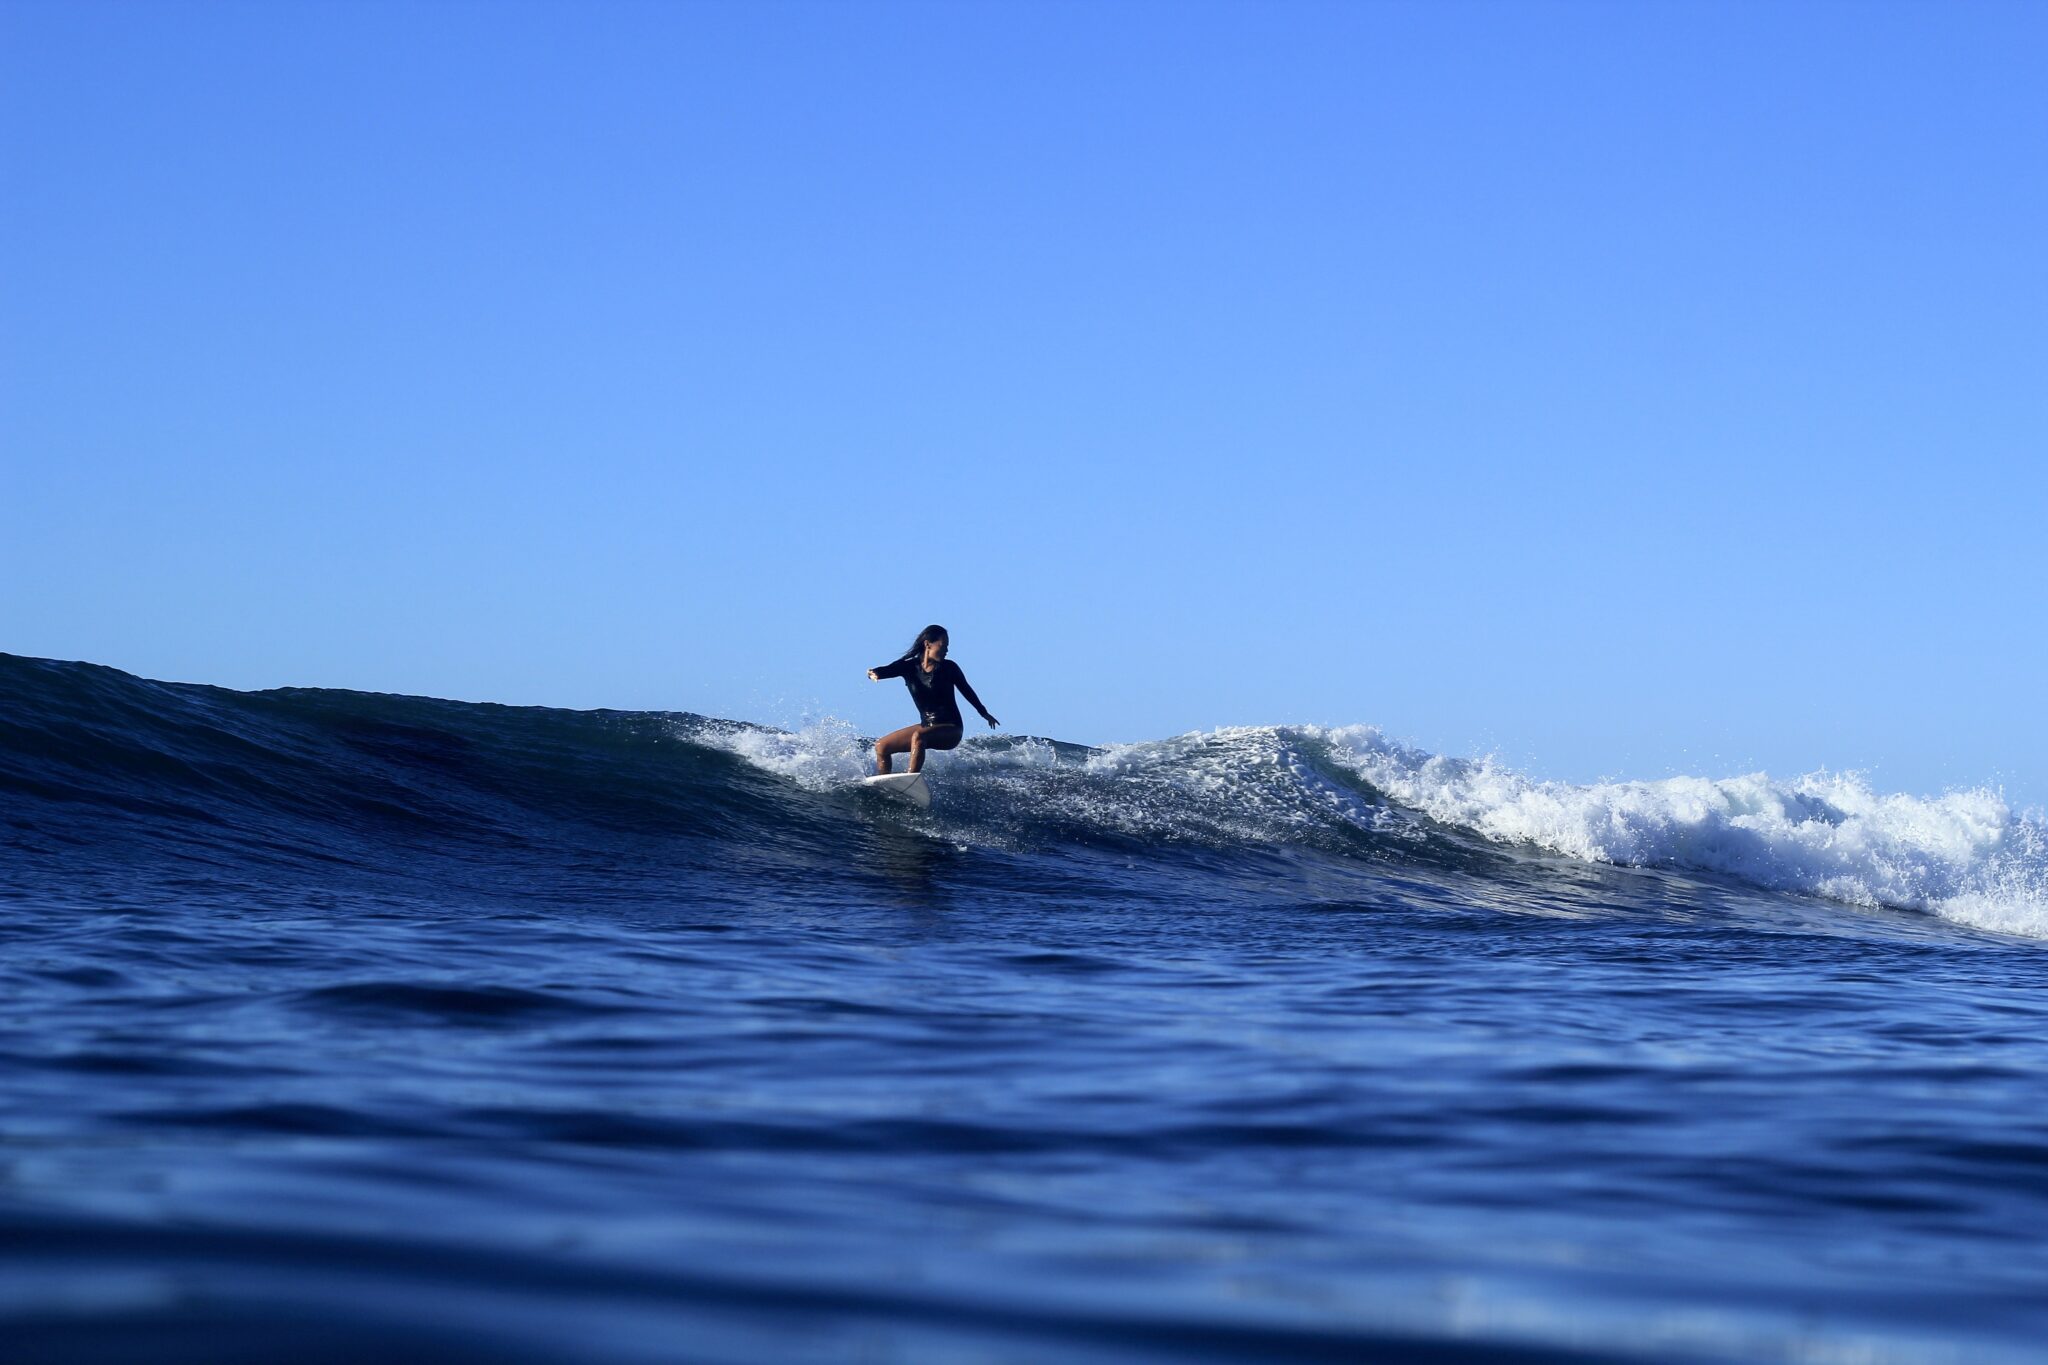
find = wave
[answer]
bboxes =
[713,716,2048,939]
[4,653,2042,940]
[1313,725,2047,939]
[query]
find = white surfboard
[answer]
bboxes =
[858,771,931,809]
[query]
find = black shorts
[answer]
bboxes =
[917,723,964,751]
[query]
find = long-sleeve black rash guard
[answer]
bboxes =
[872,657,990,729]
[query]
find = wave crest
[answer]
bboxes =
[1314,725,2045,938]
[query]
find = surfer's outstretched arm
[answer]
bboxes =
[867,660,911,682]
[952,665,998,728]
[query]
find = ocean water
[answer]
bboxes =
[4,652,2046,1364]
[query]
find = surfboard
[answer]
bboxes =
[858,772,931,809]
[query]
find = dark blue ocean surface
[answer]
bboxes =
[4,653,2046,1363]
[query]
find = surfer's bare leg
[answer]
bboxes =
[874,724,921,775]
[909,725,963,774]
[875,724,964,775]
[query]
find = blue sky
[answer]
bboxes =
[4,0,2043,805]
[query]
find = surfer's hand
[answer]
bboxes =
[866,669,879,681]
[986,715,1000,728]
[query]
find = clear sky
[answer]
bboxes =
[4,0,2043,805]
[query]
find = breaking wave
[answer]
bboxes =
[5,653,2041,940]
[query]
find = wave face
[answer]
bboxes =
[7,653,2048,1365]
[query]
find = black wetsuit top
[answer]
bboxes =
[872,657,988,729]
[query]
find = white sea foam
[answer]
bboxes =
[704,716,873,791]
[1315,724,2048,940]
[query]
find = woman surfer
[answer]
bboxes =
[866,624,999,775]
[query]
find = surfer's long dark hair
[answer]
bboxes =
[898,624,949,662]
